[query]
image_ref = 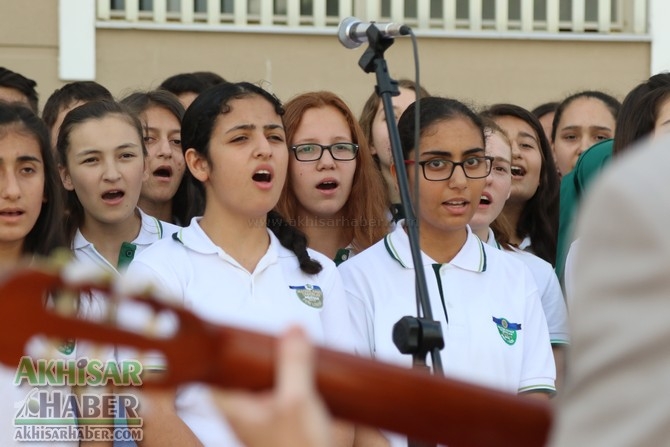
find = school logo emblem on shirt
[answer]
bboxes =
[492,317,521,345]
[57,338,76,355]
[289,284,324,309]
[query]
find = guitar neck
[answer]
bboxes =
[0,266,552,447]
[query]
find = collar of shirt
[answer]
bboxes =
[384,220,487,272]
[72,208,165,251]
[172,216,280,273]
[484,227,502,250]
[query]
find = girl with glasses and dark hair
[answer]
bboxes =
[123,82,358,446]
[339,96,556,447]
[276,91,389,266]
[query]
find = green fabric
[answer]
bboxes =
[117,241,137,270]
[334,248,352,266]
[555,139,613,285]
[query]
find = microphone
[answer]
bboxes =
[338,17,411,49]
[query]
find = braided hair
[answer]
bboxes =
[181,82,321,274]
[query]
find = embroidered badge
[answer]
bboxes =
[289,284,324,309]
[57,338,76,355]
[492,317,521,346]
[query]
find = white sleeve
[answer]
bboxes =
[519,273,557,394]
[538,263,570,345]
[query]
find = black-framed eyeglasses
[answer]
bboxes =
[404,156,494,181]
[290,143,359,162]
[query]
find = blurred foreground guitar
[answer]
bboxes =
[0,264,552,447]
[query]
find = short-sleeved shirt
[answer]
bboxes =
[339,223,555,447]
[124,217,356,446]
[72,208,180,355]
[339,222,555,393]
[484,228,570,345]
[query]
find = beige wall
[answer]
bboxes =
[0,0,60,111]
[0,0,651,117]
[96,30,650,115]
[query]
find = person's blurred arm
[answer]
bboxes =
[135,384,203,447]
[550,137,670,447]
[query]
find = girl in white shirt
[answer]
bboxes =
[0,103,78,447]
[56,100,181,446]
[276,91,389,265]
[124,82,357,446]
[121,90,202,225]
[469,122,569,390]
[339,97,555,447]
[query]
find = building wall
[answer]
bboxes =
[96,29,651,115]
[0,1,651,116]
[0,0,60,111]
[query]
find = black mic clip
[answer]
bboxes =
[358,23,395,74]
[393,316,445,372]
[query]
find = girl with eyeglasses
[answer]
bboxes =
[338,97,556,447]
[276,91,389,265]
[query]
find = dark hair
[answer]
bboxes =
[0,103,65,255]
[0,67,39,113]
[482,104,560,266]
[121,89,202,224]
[159,71,227,97]
[42,81,114,131]
[613,72,670,155]
[57,100,146,244]
[531,101,558,119]
[181,82,321,274]
[397,96,485,160]
[551,91,620,143]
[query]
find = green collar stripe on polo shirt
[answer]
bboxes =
[172,229,184,244]
[477,238,487,272]
[431,264,449,323]
[384,234,408,268]
[118,242,137,269]
[152,217,164,238]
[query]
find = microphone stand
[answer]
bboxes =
[356,24,444,447]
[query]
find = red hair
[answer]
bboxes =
[277,91,390,252]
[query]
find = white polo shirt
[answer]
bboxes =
[124,217,357,447]
[72,208,179,321]
[339,222,556,394]
[340,223,555,447]
[484,228,570,345]
[72,208,181,274]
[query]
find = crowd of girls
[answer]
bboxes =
[0,64,658,446]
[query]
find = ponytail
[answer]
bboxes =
[267,211,322,274]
